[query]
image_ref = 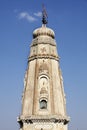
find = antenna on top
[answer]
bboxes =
[42,4,48,25]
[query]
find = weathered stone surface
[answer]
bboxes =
[18,24,69,130]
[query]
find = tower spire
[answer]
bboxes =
[18,11,70,130]
[42,4,48,25]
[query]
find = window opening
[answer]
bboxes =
[40,100,47,109]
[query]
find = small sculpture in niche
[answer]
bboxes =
[40,87,48,94]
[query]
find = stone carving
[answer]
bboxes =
[34,124,53,129]
[41,47,46,53]
[39,63,49,74]
[40,87,48,95]
[18,116,69,124]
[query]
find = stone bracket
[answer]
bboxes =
[17,116,69,125]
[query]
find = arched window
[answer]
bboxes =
[40,100,47,109]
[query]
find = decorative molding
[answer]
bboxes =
[34,124,53,129]
[31,42,56,47]
[38,73,50,79]
[31,38,56,47]
[18,116,70,125]
[28,54,59,62]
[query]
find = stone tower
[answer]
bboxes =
[18,9,69,130]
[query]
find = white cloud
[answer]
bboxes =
[34,12,42,17]
[18,12,37,22]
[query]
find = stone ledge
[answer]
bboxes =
[31,42,56,47]
[28,55,59,62]
[17,115,70,125]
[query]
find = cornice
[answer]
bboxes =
[31,38,56,47]
[28,54,59,62]
[31,42,56,47]
[17,115,70,125]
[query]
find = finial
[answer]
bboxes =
[42,4,48,25]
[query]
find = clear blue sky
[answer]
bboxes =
[0,0,87,130]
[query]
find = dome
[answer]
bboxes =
[33,25,55,39]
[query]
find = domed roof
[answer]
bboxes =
[33,25,55,39]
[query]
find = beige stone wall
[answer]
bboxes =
[21,35,67,117]
[18,25,69,130]
[32,58,51,115]
[51,60,66,116]
[22,60,36,116]
[22,122,68,130]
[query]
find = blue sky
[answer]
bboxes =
[0,0,87,130]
